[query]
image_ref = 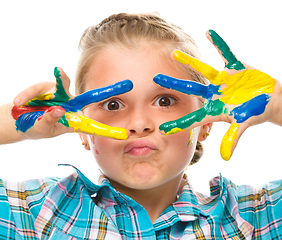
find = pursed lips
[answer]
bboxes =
[124,140,157,156]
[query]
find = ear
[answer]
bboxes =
[78,133,91,151]
[198,122,213,141]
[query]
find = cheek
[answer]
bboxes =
[89,136,99,155]
[165,129,198,166]
[89,136,120,163]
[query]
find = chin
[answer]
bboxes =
[124,173,166,190]
[125,180,162,190]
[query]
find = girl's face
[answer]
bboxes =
[83,44,204,190]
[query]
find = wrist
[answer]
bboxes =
[0,102,25,144]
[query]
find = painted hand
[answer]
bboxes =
[154,30,276,160]
[11,67,133,140]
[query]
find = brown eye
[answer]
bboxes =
[102,99,124,111]
[159,97,171,106]
[154,96,176,107]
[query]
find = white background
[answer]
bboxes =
[0,0,281,195]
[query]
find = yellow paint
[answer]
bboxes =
[220,123,239,161]
[212,70,275,105]
[27,93,53,104]
[189,128,195,146]
[173,50,219,82]
[173,50,275,105]
[65,112,128,140]
[164,127,185,135]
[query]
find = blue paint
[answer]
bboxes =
[15,111,44,132]
[231,94,270,123]
[14,79,133,133]
[63,80,133,112]
[153,74,220,100]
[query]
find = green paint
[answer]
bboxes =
[52,67,71,102]
[28,67,70,107]
[224,107,229,115]
[160,99,225,134]
[208,30,245,70]
[58,115,69,127]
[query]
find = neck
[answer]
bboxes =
[110,173,184,223]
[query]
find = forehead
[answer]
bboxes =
[84,44,189,90]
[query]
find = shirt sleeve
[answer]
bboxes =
[237,179,282,238]
[0,176,59,239]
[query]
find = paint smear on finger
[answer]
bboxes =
[65,112,128,140]
[188,128,195,147]
[220,123,239,161]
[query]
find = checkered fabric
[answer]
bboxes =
[1,164,282,239]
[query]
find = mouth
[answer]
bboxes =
[124,140,157,157]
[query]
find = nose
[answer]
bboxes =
[127,109,155,137]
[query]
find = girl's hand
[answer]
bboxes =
[153,30,281,161]
[12,67,133,140]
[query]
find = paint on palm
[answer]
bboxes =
[154,30,275,160]
[11,67,133,140]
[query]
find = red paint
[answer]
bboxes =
[11,106,49,120]
[38,106,65,121]
[11,105,65,121]
[90,136,99,154]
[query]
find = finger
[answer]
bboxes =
[65,80,133,111]
[27,67,73,108]
[172,50,220,82]
[65,112,128,140]
[11,106,49,120]
[13,82,55,107]
[153,74,220,100]
[220,122,248,161]
[15,106,65,133]
[33,107,72,138]
[15,111,45,133]
[206,30,245,70]
[52,67,72,102]
[159,99,226,135]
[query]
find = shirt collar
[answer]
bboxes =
[64,164,213,229]
[152,173,210,230]
[58,164,100,193]
[173,174,208,218]
[35,165,226,233]
[59,164,227,218]
[59,164,135,205]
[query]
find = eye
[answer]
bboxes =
[101,99,124,111]
[154,96,176,107]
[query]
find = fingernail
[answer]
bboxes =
[44,106,65,117]
[53,109,64,117]
[14,97,21,105]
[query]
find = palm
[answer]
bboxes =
[154,30,275,160]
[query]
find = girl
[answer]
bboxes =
[0,12,282,239]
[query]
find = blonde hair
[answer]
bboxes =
[75,12,209,165]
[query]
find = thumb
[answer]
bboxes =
[37,106,66,129]
[220,122,248,161]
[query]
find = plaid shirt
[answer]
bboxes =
[1,165,282,239]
